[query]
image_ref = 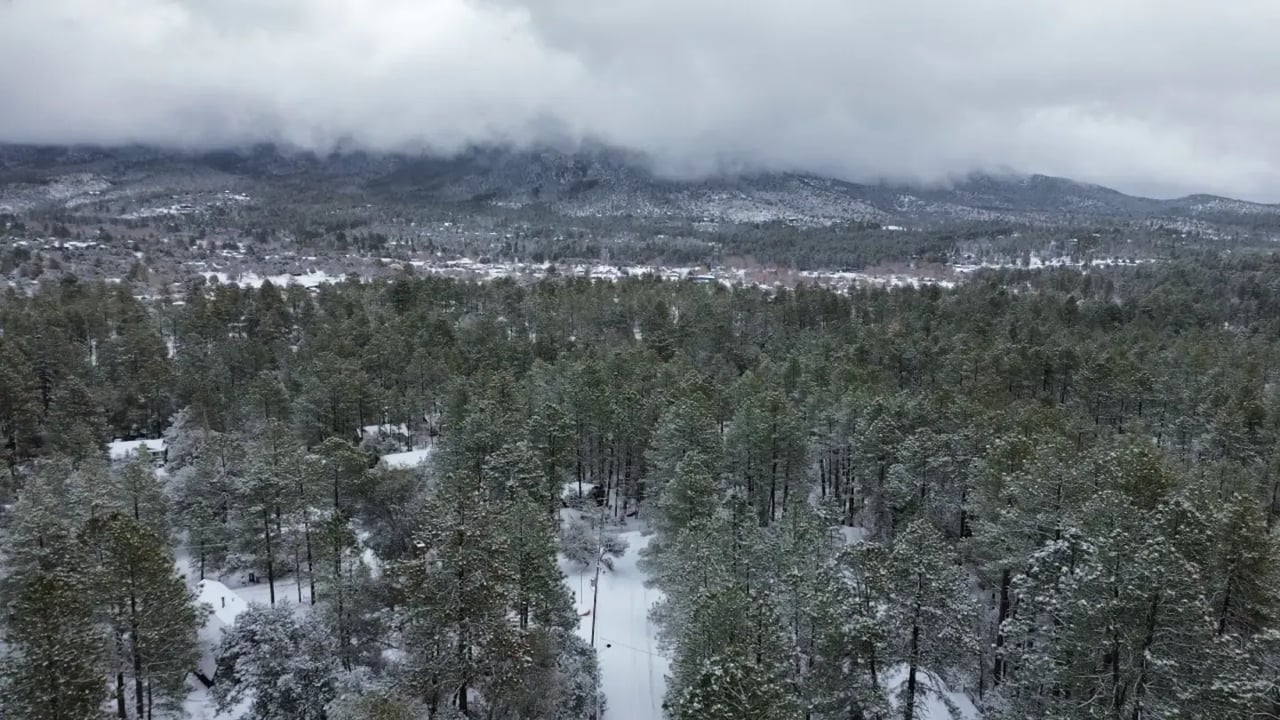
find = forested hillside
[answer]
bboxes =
[3,255,1280,719]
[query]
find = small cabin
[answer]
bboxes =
[107,438,168,465]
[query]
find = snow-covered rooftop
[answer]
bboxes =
[107,438,166,461]
[197,578,247,628]
[195,579,248,679]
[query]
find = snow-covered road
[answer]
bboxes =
[567,530,669,720]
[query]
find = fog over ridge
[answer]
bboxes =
[2,0,1279,200]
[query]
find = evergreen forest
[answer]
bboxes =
[3,254,1280,719]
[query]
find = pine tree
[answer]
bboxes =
[45,376,108,462]
[328,688,429,720]
[723,380,806,526]
[808,546,892,720]
[525,387,576,514]
[4,456,105,592]
[0,551,108,720]
[506,494,576,632]
[653,450,721,542]
[235,421,299,605]
[3,417,109,714]
[667,586,797,720]
[670,655,799,720]
[314,513,378,672]
[0,338,40,482]
[394,472,516,717]
[1210,491,1280,638]
[880,519,978,720]
[214,605,339,720]
[645,393,721,506]
[171,432,239,580]
[112,452,170,540]
[553,633,605,720]
[87,513,203,720]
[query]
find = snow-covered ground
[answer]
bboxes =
[883,664,980,720]
[564,530,668,720]
[201,269,340,289]
[232,576,313,609]
[380,447,433,470]
[359,423,410,440]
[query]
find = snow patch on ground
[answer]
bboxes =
[562,480,598,500]
[231,577,314,610]
[883,664,980,720]
[359,423,409,439]
[380,448,433,469]
[201,270,341,289]
[838,525,870,546]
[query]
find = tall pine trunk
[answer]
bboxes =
[263,510,276,605]
[130,591,145,720]
[904,575,924,720]
[993,568,1012,684]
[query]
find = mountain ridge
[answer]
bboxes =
[1,143,1277,229]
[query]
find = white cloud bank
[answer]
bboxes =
[1,0,1278,200]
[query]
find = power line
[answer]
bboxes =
[596,636,669,661]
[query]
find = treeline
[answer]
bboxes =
[3,254,1280,718]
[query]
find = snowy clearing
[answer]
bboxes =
[883,664,980,720]
[380,448,433,469]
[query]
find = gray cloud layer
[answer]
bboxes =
[2,0,1278,200]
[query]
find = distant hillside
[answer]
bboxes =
[2,143,1278,231]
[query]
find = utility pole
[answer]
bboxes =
[589,506,604,647]
[589,506,606,720]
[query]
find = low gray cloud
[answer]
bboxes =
[2,0,1278,200]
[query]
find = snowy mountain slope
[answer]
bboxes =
[2,143,1278,228]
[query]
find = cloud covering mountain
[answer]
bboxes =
[2,0,1278,200]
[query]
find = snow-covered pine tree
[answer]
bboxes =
[44,376,108,462]
[170,431,240,580]
[645,393,722,506]
[214,604,340,720]
[806,543,893,720]
[769,496,857,718]
[314,510,383,672]
[882,518,979,720]
[327,687,430,720]
[653,450,721,543]
[0,546,107,720]
[523,388,576,515]
[482,438,545,502]
[723,378,806,527]
[506,493,576,632]
[235,421,299,605]
[2,455,115,610]
[667,585,798,720]
[393,471,516,717]
[112,450,171,540]
[0,339,41,478]
[87,513,203,720]
[554,632,605,720]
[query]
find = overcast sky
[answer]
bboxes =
[2,0,1278,200]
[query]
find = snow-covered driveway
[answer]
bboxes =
[568,530,669,720]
